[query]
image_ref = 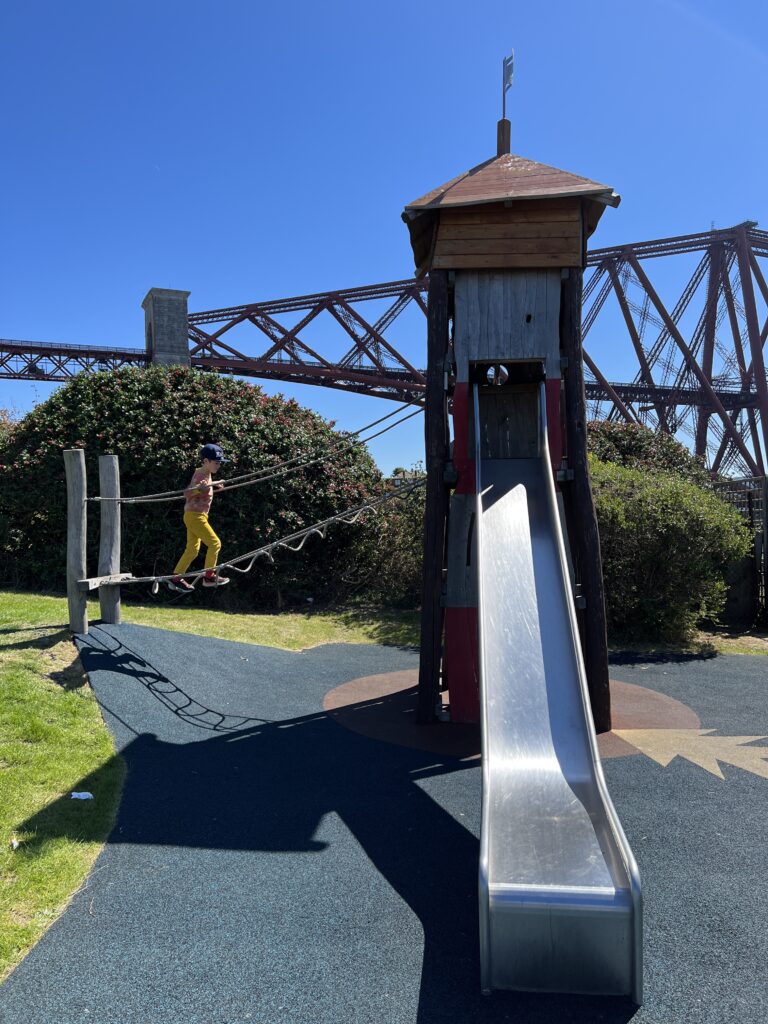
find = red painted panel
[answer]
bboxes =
[452,382,476,495]
[444,606,480,723]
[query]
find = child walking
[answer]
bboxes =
[168,444,231,593]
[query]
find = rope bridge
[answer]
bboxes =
[64,402,425,634]
[78,477,425,592]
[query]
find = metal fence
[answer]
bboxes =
[712,476,768,614]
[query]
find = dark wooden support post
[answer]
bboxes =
[98,455,122,625]
[64,449,88,635]
[417,270,450,723]
[560,269,611,733]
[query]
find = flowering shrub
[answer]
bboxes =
[0,373,749,633]
[0,367,381,607]
[0,408,18,446]
[588,420,710,485]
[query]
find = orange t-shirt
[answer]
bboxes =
[184,470,214,514]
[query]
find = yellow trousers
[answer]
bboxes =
[174,512,221,574]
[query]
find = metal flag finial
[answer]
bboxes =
[502,51,514,120]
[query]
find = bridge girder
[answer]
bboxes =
[2,224,767,476]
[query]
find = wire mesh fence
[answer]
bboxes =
[711,476,768,614]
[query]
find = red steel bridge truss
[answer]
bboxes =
[2,223,767,476]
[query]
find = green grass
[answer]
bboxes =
[117,599,420,649]
[0,588,418,981]
[0,595,125,981]
[608,628,768,658]
[1,590,421,651]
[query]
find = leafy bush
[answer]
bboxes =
[588,421,710,485]
[590,456,752,640]
[0,368,382,607]
[349,470,425,607]
[1,366,749,636]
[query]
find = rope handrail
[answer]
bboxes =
[210,399,423,487]
[88,400,423,504]
[127,407,423,504]
[84,477,426,590]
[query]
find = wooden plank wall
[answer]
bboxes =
[433,199,582,270]
[477,386,540,460]
[453,270,562,381]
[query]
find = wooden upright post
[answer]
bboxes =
[417,269,450,723]
[560,268,611,733]
[98,454,122,625]
[64,449,88,635]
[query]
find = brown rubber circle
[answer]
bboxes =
[323,672,700,760]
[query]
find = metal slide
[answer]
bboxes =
[473,379,642,1001]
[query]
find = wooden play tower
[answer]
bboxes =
[404,120,618,735]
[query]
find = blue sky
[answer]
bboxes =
[1,0,766,473]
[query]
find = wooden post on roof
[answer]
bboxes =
[416,270,450,723]
[64,449,88,635]
[98,454,122,625]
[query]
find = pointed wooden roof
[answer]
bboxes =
[404,152,620,211]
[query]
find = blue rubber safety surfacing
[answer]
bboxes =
[1,624,766,1024]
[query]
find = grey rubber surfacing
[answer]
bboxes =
[1,623,766,1023]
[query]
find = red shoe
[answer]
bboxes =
[202,570,230,588]
[168,576,194,594]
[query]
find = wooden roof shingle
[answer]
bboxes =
[404,152,619,211]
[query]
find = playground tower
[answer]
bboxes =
[401,123,642,1001]
[403,121,618,732]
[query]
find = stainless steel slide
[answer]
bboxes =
[473,381,642,1001]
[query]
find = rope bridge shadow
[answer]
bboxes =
[15,630,638,1024]
[79,625,278,732]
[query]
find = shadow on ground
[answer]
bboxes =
[336,606,420,648]
[15,630,638,1024]
[609,647,718,665]
[0,624,87,689]
[0,625,71,653]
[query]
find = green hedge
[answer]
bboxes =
[349,473,425,608]
[0,372,751,635]
[353,453,750,639]
[590,456,751,640]
[588,420,710,485]
[0,368,382,607]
